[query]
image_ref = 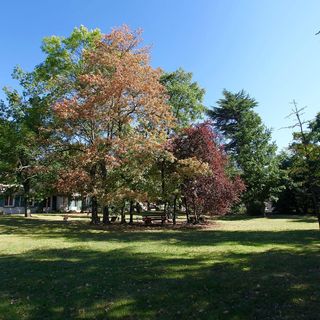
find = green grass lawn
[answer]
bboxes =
[0,214,319,320]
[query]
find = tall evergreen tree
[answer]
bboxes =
[208,90,281,215]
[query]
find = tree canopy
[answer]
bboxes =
[160,68,205,128]
[0,25,245,223]
[4,24,318,224]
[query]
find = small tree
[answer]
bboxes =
[172,122,244,222]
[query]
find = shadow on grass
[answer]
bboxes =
[218,214,318,222]
[288,217,318,223]
[0,246,319,320]
[1,217,320,319]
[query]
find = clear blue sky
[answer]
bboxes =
[1,0,319,150]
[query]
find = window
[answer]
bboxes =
[4,195,14,207]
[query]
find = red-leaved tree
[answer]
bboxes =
[172,122,244,222]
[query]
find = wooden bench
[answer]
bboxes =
[142,211,167,225]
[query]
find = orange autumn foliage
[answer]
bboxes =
[54,25,174,135]
[52,26,174,204]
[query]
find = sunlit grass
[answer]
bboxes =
[0,214,319,319]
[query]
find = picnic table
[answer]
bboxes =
[141,211,167,225]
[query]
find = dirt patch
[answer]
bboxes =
[72,219,218,232]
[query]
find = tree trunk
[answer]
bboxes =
[102,205,110,224]
[80,195,85,213]
[184,197,190,223]
[164,201,167,214]
[193,196,198,224]
[23,181,31,217]
[136,202,141,214]
[24,196,31,217]
[129,201,134,224]
[173,196,177,225]
[161,159,166,207]
[161,160,165,196]
[120,203,126,224]
[89,163,99,224]
[91,196,100,224]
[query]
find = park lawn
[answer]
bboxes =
[0,215,319,320]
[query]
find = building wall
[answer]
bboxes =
[0,195,38,214]
[0,194,83,214]
[0,206,38,214]
[56,196,68,212]
[69,198,82,212]
[55,196,82,212]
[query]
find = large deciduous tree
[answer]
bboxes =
[52,25,174,223]
[208,90,281,215]
[2,25,248,225]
